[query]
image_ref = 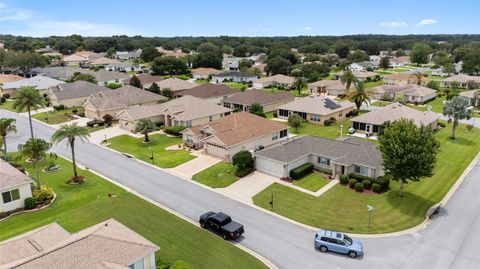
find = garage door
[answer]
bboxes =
[205,143,228,159]
[255,157,284,178]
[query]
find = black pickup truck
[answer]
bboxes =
[199,211,244,240]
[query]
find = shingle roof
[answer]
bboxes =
[334,71,378,79]
[352,61,376,69]
[308,80,346,91]
[176,83,240,99]
[255,135,383,169]
[2,219,159,269]
[383,73,430,83]
[459,89,480,99]
[253,74,295,85]
[212,71,258,78]
[1,76,63,90]
[0,74,24,84]
[188,112,287,147]
[222,90,294,106]
[0,159,33,190]
[351,103,440,126]
[191,68,221,76]
[119,95,231,121]
[88,69,130,82]
[371,84,436,97]
[49,81,111,100]
[88,57,121,65]
[155,78,196,91]
[277,96,354,116]
[441,74,480,84]
[86,85,167,110]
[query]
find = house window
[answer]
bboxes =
[373,125,379,133]
[279,109,289,117]
[310,114,320,122]
[223,102,230,108]
[279,129,288,138]
[318,157,330,166]
[359,123,366,131]
[272,132,279,141]
[186,135,194,143]
[354,165,369,176]
[186,121,192,128]
[209,116,213,122]
[352,122,359,130]
[2,189,20,204]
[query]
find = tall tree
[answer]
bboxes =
[129,75,143,88]
[443,96,472,139]
[134,118,159,142]
[151,56,188,75]
[140,47,162,62]
[347,80,372,110]
[250,103,265,117]
[288,113,302,133]
[0,118,17,157]
[378,119,440,197]
[410,43,432,66]
[340,70,356,90]
[379,57,390,70]
[266,56,291,75]
[148,82,161,94]
[161,88,174,99]
[413,71,425,85]
[51,123,90,179]
[12,86,45,138]
[12,51,47,77]
[292,77,307,95]
[18,138,52,189]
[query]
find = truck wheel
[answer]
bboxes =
[348,251,357,258]
[319,246,328,253]
[222,233,229,240]
[200,221,207,229]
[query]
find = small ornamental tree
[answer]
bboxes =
[288,113,302,132]
[232,150,254,170]
[341,69,356,90]
[148,82,161,94]
[129,75,143,89]
[378,119,440,197]
[102,114,114,126]
[134,118,159,142]
[379,56,390,70]
[250,103,265,117]
[161,88,174,99]
[443,96,472,139]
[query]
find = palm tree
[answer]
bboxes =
[340,70,356,90]
[135,119,159,142]
[473,90,480,107]
[0,118,17,157]
[414,71,424,85]
[292,77,307,96]
[443,96,472,139]
[12,86,45,138]
[18,138,52,189]
[347,80,372,110]
[51,123,90,178]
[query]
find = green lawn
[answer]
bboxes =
[32,107,84,125]
[0,156,267,269]
[292,171,330,192]
[162,74,191,80]
[407,96,445,113]
[86,125,106,133]
[372,100,393,107]
[108,134,196,168]
[224,82,246,89]
[0,100,26,112]
[192,162,239,188]
[253,125,480,233]
[195,79,209,84]
[265,112,276,119]
[364,80,383,89]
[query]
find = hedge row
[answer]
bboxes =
[165,126,187,136]
[290,163,314,179]
[235,167,254,178]
[349,173,390,191]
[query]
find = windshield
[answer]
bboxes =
[343,235,353,246]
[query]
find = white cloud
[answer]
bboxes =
[303,26,313,31]
[416,19,437,27]
[378,21,408,28]
[0,2,32,21]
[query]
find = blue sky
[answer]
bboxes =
[0,0,478,37]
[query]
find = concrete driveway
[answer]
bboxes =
[217,171,277,204]
[89,125,129,144]
[169,154,221,179]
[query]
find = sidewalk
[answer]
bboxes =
[167,154,221,179]
[276,178,339,197]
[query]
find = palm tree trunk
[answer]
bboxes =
[27,107,34,138]
[3,137,7,157]
[35,160,40,189]
[71,140,78,177]
[145,132,149,142]
[399,180,404,197]
[450,119,458,139]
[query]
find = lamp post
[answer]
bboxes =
[149,147,155,164]
[367,205,374,228]
[269,191,274,211]
[340,124,344,137]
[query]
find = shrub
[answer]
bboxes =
[446,93,459,100]
[362,179,372,190]
[235,167,254,177]
[354,182,364,192]
[339,175,349,184]
[0,97,5,104]
[374,174,391,191]
[346,110,359,117]
[170,260,193,269]
[72,109,78,114]
[438,121,446,128]
[232,150,254,170]
[372,183,382,193]
[53,104,66,111]
[24,197,37,210]
[78,112,85,117]
[32,185,54,202]
[348,179,357,188]
[290,163,314,179]
[103,114,114,126]
[165,126,187,136]
[273,112,278,117]
[349,173,371,182]
[86,120,95,127]
[2,93,11,99]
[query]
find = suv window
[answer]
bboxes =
[320,237,329,242]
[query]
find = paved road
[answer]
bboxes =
[2,110,480,269]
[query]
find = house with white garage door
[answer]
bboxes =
[182,112,288,162]
[255,136,384,179]
[1,159,33,213]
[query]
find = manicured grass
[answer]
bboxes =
[407,96,445,113]
[32,107,84,125]
[192,162,239,188]
[364,80,383,89]
[253,125,480,233]
[0,100,26,112]
[292,171,330,192]
[86,125,106,133]
[224,82,247,89]
[195,79,209,84]
[265,112,276,119]
[108,134,196,168]
[0,156,267,269]
[162,74,191,80]
[372,100,393,107]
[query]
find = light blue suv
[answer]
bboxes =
[314,230,364,258]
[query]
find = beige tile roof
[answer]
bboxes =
[441,74,480,84]
[0,74,24,84]
[334,71,378,79]
[88,57,121,66]
[188,112,287,147]
[383,73,430,83]
[253,74,295,85]
[222,90,293,106]
[352,103,440,126]
[155,78,196,91]
[176,83,240,99]
[278,96,354,116]
[0,159,33,190]
[460,89,480,99]
[119,95,231,121]
[191,68,221,76]
[371,84,436,97]
[126,74,163,85]
[3,219,159,269]
[86,85,167,111]
[308,80,346,91]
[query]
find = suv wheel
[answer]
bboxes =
[200,221,207,229]
[348,251,357,258]
[319,246,328,253]
[222,233,229,240]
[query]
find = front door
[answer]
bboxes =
[366,125,371,133]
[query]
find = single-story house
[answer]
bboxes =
[114,49,142,60]
[277,96,354,125]
[155,78,197,92]
[122,74,163,89]
[175,83,241,104]
[308,80,347,96]
[86,57,121,67]
[48,80,112,107]
[105,62,149,73]
[252,74,295,89]
[30,66,81,81]
[0,74,24,86]
[89,69,131,86]
[459,90,480,107]
[255,136,384,179]
[0,75,63,96]
[191,67,221,80]
[211,71,258,84]
[83,85,167,119]
[222,56,240,71]
[383,73,430,86]
[117,95,231,131]
[389,56,411,67]
[182,112,288,162]
[351,103,440,135]
[349,61,378,71]
[369,55,381,65]
[0,159,33,213]
[222,90,294,113]
[440,74,480,88]
[0,219,159,269]
[333,71,379,81]
[156,47,188,58]
[371,84,437,104]
[63,51,101,66]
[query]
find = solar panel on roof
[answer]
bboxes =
[324,98,342,110]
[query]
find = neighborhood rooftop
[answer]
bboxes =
[155,78,197,91]
[278,95,354,116]
[176,83,240,98]
[1,76,63,89]
[0,159,33,190]
[222,90,293,106]
[352,103,440,126]
[371,84,437,97]
[49,80,111,100]
[86,85,167,110]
